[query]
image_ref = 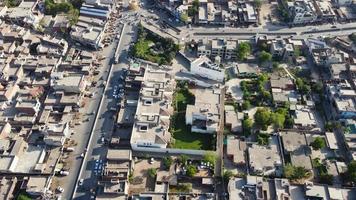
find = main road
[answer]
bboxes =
[71,23,136,199]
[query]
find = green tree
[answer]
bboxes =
[67,8,79,26]
[178,155,189,166]
[242,118,253,135]
[17,193,31,200]
[186,165,197,177]
[163,156,173,169]
[272,62,280,70]
[5,0,18,7]
[254,0,262,9]
[295,78,311,94]
[223,170,235,182]
[271,112,286,129]
[147,168,157,178]
[203,152,216,167]
[237,42,251,61]
[254,107,271,130]
[310,137,326,150]
[284,164,310,180]
[284,115,294,128]
[257,133,270,145]
[343,161,356,184]
[242,100,251,110]
[259,51,272,63]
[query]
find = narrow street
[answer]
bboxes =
[215,86,226,199]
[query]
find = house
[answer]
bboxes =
[237,1,258,24]
[99,149,132,196]
[228,176,296,200]
[286,0,317,24]
[329,63,348,80]
[236,62,258,78]
[25,176,50,197]
[334,98,356,119]
[248,144,282,176]
[306,38,345,67]
[226,137,246,166]
[190,56,224,82]
[186,87,221,134]
[42,123,70,147]
[314,1,336,22]
[225,105,242,133]
[197,42,211,57]
[130,66,175,150]
[51,74,87,94]
[270,39,295,61]
[290,105,317,129]
[280,131,313,171]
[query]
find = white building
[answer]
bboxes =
[130,67,175,151]
[190,56,224,82]
[287,0,317,24]
[186,87,221,134]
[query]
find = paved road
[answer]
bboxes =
[215,87,225,199]
[72,23,136,199]
[58,37,121,200]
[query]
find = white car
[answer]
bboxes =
[78,179,84,186]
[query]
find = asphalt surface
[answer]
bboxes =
[72,23,136,199]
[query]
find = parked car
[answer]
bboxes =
[78,179,84,186]
[56,187,64,193]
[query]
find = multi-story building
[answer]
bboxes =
[190,56,225,82]
[185,87,221,134]
[130,67,175,151]
[287,0,317,24]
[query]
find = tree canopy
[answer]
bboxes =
[147,168,157,178]
[310,137,326,150]
[259,51,272,63]
[254,107,272,130]
[284,164,310,180]
[237,42,251,61]
[343,161,356,184]
[186,165,197,177]
[203,152,216,167]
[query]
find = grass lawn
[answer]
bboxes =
[171,85,215,150]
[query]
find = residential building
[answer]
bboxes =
[190,56,224,82]
[248,143,282,176]
[314,0,336,22]
[237,1,258,24]
[51,74,87,94]
[99,149,132,197]
[225,105,242,133]
[226,137,246,166]
[280,131,313,171]
[306,38,345,67]
[287,0,318,24]
[290,104,318,129]
[130,66,175,150]
[186,87,221,134]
